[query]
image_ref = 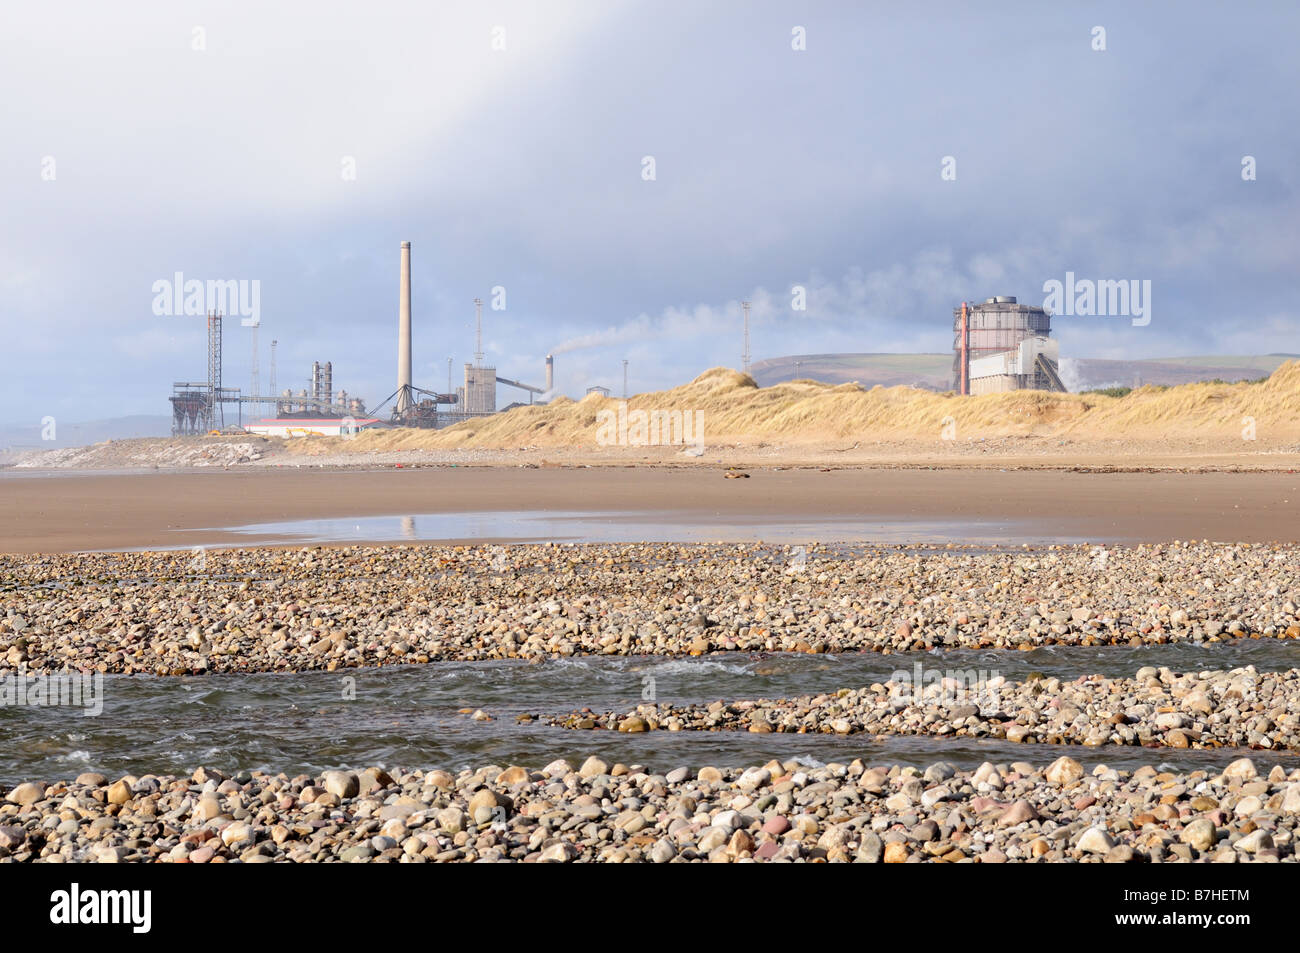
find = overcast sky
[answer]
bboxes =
[3,1,1297,424]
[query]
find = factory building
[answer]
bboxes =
[953,296,1065,394]
[169,242,557,435]
[168,308,369,434]
[458,363,497,415]
[245,416,380,437]
[386,245,551,427]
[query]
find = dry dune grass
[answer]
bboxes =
[286,361,1300,454]
[1065,361,1300,436]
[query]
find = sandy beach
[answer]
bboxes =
[2,465,1299,552]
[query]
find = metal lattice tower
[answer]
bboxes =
[741,301,752,374]
[473,297,484,366]
[207,311,223,430]
[249,323,259,415]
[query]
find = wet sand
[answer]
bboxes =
[1,466,1298,552]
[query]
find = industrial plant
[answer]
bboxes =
[952,296,1066,395]
[168,253,1073,436]
[168,311,375,437]
[382,244,553,426]
[168,241,556,436]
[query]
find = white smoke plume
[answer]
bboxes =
[1056,357,1084,393]
[548,246,1062,367]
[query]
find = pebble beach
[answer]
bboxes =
[3,538,1300,861]
[543,664,1300,750]
[2,755,1298,863]
[4,541,1298,675]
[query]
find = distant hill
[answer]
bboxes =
[1060,355,1298,391]
[0,414,173,460]
[749,353,1298,392]
[749,353,953,389]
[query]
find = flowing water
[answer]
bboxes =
[12,512,1297,782]
[5,640,1298,784]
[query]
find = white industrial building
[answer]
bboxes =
[244,416,380,437]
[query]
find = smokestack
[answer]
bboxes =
[545,354,554,394]
[396,241,413,414]
[323,361,333,408]
[960,301,969,396]
[311,362,321,404]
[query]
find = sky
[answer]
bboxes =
[2,0,1297,424]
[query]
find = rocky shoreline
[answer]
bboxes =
[542,664,1300,750]
[2,756,1297,863]
[5,540,1299,863]
[3,541,1298,675]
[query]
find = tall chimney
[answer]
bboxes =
[545,354,554,394]
[960,300,969,396]
[396,241,413,415]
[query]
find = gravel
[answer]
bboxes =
[2,540,1298,675]
[544,663,1300,750]
[2,757,1298,863]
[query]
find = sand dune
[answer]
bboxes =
[286,361,1300,454]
